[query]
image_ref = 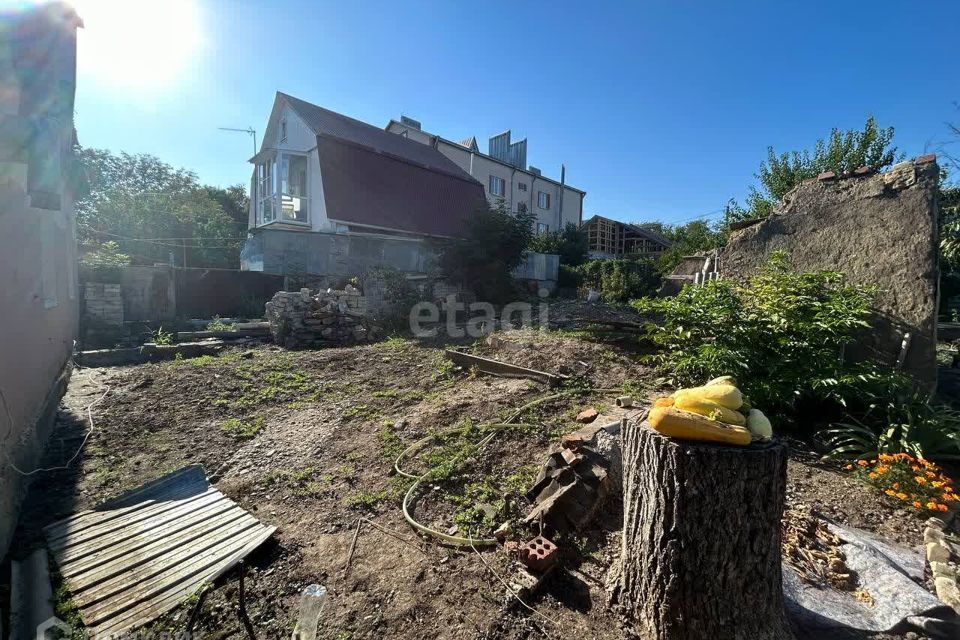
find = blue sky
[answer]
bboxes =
[68,0,959,225]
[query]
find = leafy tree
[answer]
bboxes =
[740,115,901,218]
[80,240,130,267]
[574,257,660,303]
[439,200,536,303]
[76,148,245,268]
[652,218,727,274]
[527,223,589,266]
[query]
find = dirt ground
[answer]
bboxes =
[9,329,942,639]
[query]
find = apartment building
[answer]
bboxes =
[386,117,585,234]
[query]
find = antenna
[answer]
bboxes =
[218,126,257,156]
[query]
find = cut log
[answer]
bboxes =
[620,421,794,640]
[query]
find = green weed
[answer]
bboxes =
[220,416,265,440]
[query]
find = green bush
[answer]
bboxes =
[634,252,878,421]
[528,223,589,266]
[575,258,660,303]
[439,200,535,303]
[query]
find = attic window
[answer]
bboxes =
[280,118,287,143]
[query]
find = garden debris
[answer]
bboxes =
[784,519,960,639]
[519,536,559,572]
[43,465,275,638]
[615,395,634,408]
[782,508,855,590]
[266,287,378,348]
[523,423,618,534]
[443,349,565,387]
[576,407,599,423]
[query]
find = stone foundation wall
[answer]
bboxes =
[82,283,124,326]
[265,286,380,348]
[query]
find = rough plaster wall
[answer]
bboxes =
[720,158,940,387]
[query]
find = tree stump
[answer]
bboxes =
[620,421,794,640]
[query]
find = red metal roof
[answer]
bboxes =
[317,134,485,237]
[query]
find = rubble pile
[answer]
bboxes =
[265,286,379,348]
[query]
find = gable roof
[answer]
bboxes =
[277,93,485,238]
[281,93,474,181]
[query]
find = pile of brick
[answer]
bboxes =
[265,286,378,348]
[82,283,124,326]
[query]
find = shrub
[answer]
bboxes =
[845,454,958,513]
[439,200,535,303]
[363,266,425,334]
[575,258,660,303]
[528,223,589,266]
[634,252,877,423]
[819,383,960,462]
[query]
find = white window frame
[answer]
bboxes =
[537,222,549,234]
[537,191,551,210]
[256,151,310,226]
[489,175,505,197]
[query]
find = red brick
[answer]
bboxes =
[853,165,874,175]
[915,153,936,165]
[576,408,599,423]
[817,171,837,181]
[519,536,559,572]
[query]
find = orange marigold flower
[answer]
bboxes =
[896,492,908,500]
[932,481,944,489]
[885,489,897,497]
[914,476,927,485]
[926,470,937,478]
[912,501,922,508]
[857,460,869,467]
[938,504,949,512]
[869,459,877,464]
[845,464,854,471]
[892,482,900,490]
[869,473,878,480]
[926,502,938,510]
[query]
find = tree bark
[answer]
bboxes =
[620,421,794,640]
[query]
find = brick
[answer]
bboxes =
[915,153,937,165]
[853,166,875,176]
[926,541,951,563]
[817,171,837,181]
[519,536,558,572]
[576,408,598,423]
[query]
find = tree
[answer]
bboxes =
[527,222,589,266]
[653,218,727,274]
[439,200,536,303]
[741,115,901,218]
[76,148,245,268]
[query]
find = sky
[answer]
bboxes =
[54,0,960,225]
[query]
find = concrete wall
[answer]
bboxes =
[719,157,940,387]
[0,4,81,556]
[241,227,439,277]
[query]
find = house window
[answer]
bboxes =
[280,118,287,143]
[489,175,505,197]
[256,152,309,225]
[518,183,527,192]
[537,222,549,234]
[537,191,550,209]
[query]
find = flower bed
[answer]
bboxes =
[847,454,959,513]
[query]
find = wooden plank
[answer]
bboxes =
[45,466,274,638]
[443,349,565,387]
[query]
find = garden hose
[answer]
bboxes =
[397,385,623,547]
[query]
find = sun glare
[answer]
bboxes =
[70,0,202,92]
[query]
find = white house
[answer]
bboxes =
[386,117,586,234]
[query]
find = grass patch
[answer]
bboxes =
[344,489,388,509]
[377,422,405,460]
[220,416,265,440]
[447,465,537,533]
[342,404,382,420]
[377,336,413,351]
[263,466,328,497]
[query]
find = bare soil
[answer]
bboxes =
[9,329,939,639]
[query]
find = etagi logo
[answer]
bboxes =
[409,292,551,338]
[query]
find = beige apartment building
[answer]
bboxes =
[386,117,585,234]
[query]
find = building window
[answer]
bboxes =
[489,175,505,197]
[537,191,551,209]
[537,222,549,234]
[280,118,287,143]
[518,183,527,192]
[257,152,309,225]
